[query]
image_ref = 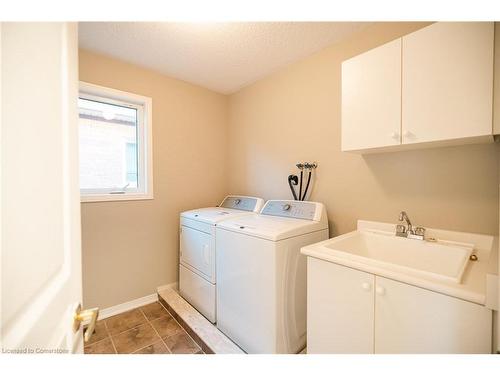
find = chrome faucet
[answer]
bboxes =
[396,211,425,240]
[399,211,413,234]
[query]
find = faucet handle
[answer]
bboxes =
[414,227,425,236]
[395,224,407,238]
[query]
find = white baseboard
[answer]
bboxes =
[97,283,178,321]
[157,282,178,293]
[98,293,158,321]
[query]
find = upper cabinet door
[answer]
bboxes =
[402,22,494,144]
[341,38,402,151]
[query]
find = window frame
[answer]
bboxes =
[78,82,153,202]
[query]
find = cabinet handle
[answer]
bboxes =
[375,286,386,295]
[403,130,414,138]
[389,132,399,140]
[361,282,371,291]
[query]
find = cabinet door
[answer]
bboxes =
[341,38,402,151]
[307,258,375,353]
[402,22,494,144]
[374,276,492,353]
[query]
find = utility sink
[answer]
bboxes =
[318,230,473,284]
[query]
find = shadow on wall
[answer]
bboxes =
[361,142,500,234]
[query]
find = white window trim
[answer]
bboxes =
[79,81,153,203]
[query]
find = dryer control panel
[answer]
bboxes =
[260,200,320,220]
[220,196,263,212]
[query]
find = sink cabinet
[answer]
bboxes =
[307,257,375,353]
[307,257,492,353]
[374,276,492,353]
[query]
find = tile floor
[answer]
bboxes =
[84,302,204,354]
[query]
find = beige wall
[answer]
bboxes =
[82,22,500,309]
[228,22,500,236]
[79,50,228,309]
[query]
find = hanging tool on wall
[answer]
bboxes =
[288,162,318,201]
[288,174,299,201]
[297,163,304,200]
[302,162,317,201]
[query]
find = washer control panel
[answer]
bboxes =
[220,196,260,212]
[260,200,318,220]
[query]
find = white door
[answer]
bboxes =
[402,22,494,144]
[1,23,86,353]
[306,259,375,354]
[374,276,492,354]
[341,38,402,151]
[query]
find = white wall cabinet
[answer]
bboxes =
[341,39,402,151]
[402,22,494,145]
[341,22,494,152]
[307,258,492,354]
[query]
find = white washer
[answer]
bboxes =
[179,195,264,323]
[216,200,329,353]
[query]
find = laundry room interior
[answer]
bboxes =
[77,21,500,354]
[2,17,500,359]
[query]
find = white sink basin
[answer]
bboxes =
[319,230,473,284]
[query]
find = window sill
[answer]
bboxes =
[80,193,154,203]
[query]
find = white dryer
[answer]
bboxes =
[179,195,264,323]
[216,200,329,353]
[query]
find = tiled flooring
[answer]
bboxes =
[84,302,204,354]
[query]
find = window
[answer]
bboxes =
[78,82,153,202]
[125,142,138,184]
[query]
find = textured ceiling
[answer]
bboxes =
[79,22,370,94]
